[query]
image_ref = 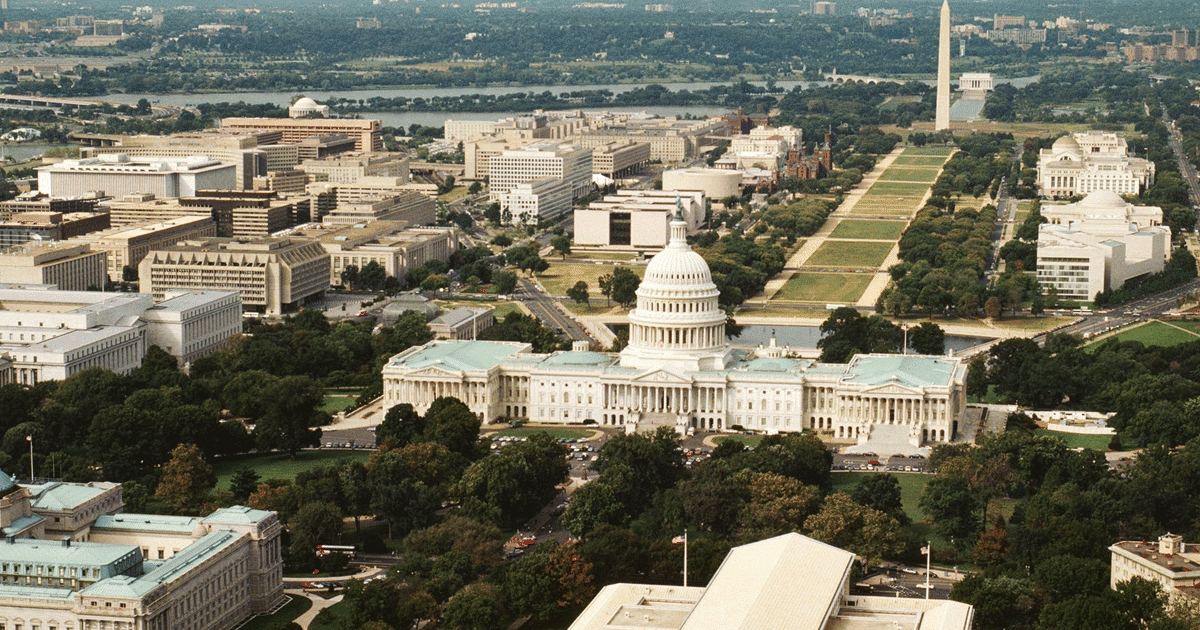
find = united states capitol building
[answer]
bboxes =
[383,212,968,444]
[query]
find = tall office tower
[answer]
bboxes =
[936,0,951,131]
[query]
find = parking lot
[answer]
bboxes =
[832,452,929,473]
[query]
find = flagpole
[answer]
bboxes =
[683,529,688,588]
[925,540,931,600]
[26,435,33,481]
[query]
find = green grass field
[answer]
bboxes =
[320,394,360,414]
[1086,320,1200,351]
[891,156,950,167]
[434,300,521,320]
[213,450,372,490]
[864,182,934,196]
[713,434,763,448]
[901,147,955,157]
[829,220,908,240]
[1168,319,1200,334]
[488,427,594,439]
[876,168,941,183]
[1033,428,1113,451]
[568,251,639,262]
[240,595,313,630]
[538,263,644,297]
[803,241,894,269]
[734,307,834,320]
[830,472,933,522]
[1014,200,1034,224]
[773,272,874,303]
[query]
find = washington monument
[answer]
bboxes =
[935,0,951,131]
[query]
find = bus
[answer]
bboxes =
[315,544,356,558]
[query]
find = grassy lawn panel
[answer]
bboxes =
[713,435,763,448]
[214,451,372,489]
[803,241,894,269]
[901,147,955,157]
[488,427,594,439]
[735,307,835,320]
[864,182,934,197]
[320,394,360,414]
[309,600,348,630]
[891,156,950,167]
[829,220,907,240]
[1033,428,1113,451]
[239,595,313,630]
[830,472,932,522]
[568,251,639,262]
[1168,319,1200,334]
[1085,320,1200,351]
[538,263,644,297]
[773,272,874,303]
[877,168,941,183]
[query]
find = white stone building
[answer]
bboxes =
[383,212,968,443]
[569,533,973,630]
[501,176,575,226]
[38,155,237,199]
[288,96,330,118]
[574,190,704,250]
[1036,191,1171,300]
[488,143,594,202]
[1037,131,1156,198]
[1110,534,1200,605]
[0,287,241,383]
[662,168,743,201]
[0,471,283,630]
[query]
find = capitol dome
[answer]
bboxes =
[620,205,732,373]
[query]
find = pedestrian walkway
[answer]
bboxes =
[288,592,343,630]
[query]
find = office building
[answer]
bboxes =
[220,117,383,153]
[321,191,436,227]
[575,118,727,163]
[0,472,283,630]
[139,237,330,316]
[0,242,107,291]
[1036,191,1171,301]
[0,210,111,249]
[297,221,459,286]
[103,193,214,227]
[298,153,409,185]
[590,141,652,178]
[1110,534,1200,605]
[501,177,575,227]
[384,213,968,442]
[575,190,704,249]
[568,533,973,630]
[1037,132,1156,198]
[813,1,836,15]
[0,191,102,219]
[993,13,1025,29]
[80,132,273,190]
[72,215,218,281]
[252,170,308,195]
[0,287,241,382]
[38,155,237,199]
[488,143,593,202]
[429,306,494,340]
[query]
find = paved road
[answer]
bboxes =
[1161,106,1200,210]
[517,277,593,343]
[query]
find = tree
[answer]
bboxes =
[598,273,614,306]
[551,234,572,260]
[850,474,910,525]
[359,260,387,291]
[468,181,483,195]
[567,281,590,306]
[919,473,982,541]
[443,584,508,630]
[984,296,1002,320]
[501,541,595,622]
[803,492,903,566]
[341,264,360,289]
[343,579,437,630]
[254,376,326,457]
[909,322,945,356]
[483,203,502,225]
[457,433,568,529]
[155,444,216,514]
[490,234,512,247]
[492,270,518,295]
[376,403,425,449]
[229,466,261,503]
[609,267,640,308]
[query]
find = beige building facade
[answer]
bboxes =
[0,242,107,291]
[72,215,218,281]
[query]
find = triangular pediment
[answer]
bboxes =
[864,383,921,396]
[407,366,461,378]
[631,368,692,384]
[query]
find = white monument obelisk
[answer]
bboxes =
[935,0,951,131]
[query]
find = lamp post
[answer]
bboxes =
[25,435,33,481]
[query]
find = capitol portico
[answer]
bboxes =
[382,210,968,445]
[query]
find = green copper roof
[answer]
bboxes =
[841,354,955,388]
[30,482,111,512]
[540,351,615,367]
[0,538,141,575]
[94,514,200,534]
[389,340,530,372]
[741,357,807,373]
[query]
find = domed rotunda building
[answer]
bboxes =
[288,96,330,118]
[383,210,967,444]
